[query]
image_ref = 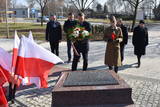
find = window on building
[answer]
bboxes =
[22,11,25,15]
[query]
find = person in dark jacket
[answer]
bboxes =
[132,20,148,68]
[63,13,77,63]
[72,13,92,71]
[117,19,128,62]
[46,15,62,56]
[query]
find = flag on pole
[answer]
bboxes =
[12,30,20,73]
[0,48,12,82]
[15,36,63,88]
[0,57,9,107]
[28,31,34,42]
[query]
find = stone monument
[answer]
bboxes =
[52,70,134,107]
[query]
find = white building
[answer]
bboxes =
[9,8,30,18]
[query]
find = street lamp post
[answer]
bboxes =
[5,0,9,38]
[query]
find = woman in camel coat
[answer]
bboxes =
[104,16,123,73]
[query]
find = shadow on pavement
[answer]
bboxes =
[119,62,138,71]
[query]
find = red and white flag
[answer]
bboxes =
[0,48,12,82]
[15,36,63,88]
[12,30,20,73]
[0,67,8,107]
[0,48,10,107]
[0,87,8,107]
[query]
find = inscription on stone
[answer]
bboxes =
[63,71,119,86]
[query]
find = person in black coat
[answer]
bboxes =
[132,20,148,67]
[46,15,62,56]
[117,19,128,62]
[63,13,77,63]
[72,13,92,71]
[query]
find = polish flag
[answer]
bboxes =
[15,36,63,88]
[0,66,8,87]
[28,31,34,42]
[0,68,8,107]
[0,48,12,82]
[12,30,20,73]
[0,87,8,107]
[0,49,10,107]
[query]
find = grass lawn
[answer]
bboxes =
[0,19,159,39]
[0,23,46,39]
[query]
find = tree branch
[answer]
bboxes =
[85,0,95,10]
[70,0,81,12]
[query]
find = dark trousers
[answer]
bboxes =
[137,55,142,67]
[50,41,59,56]
[72,52,88,71]
[8,83,16,103]
[109,66,118,73]
[67,39,72,61]
[120,44,125,62]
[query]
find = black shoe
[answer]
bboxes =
[109,66,113,70]
[137,61,141,68]
[67,60,71,63]
[114,67,118,73]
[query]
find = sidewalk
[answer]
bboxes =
[0,25,160,107]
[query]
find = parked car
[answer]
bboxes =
[37,16,49,22]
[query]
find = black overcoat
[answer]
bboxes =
[120,24,128,46]
[132,25,148,56]
[46,21,62,42]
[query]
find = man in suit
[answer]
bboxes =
[63,13,77,63]
[72,13,92,71]
[117,19,128,63]
[46,15,62,56]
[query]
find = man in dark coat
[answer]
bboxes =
[117,19,128,62]
[46,15,62,56]
[72,13,92,71]
[132,20,148,67]
[63,13,77,63]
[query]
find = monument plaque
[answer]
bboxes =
[52,70,134,106]
[64,71,119,86]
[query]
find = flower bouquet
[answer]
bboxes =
[68,26,92,42]
[68,26,92,56]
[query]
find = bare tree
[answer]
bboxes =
[70,0,96,12]
[35,0,48,26]
[11,0,17,8]
[46,0,65,16]
[0,0,11,9]
[27,0,36,9]
[123,0,145,31]
[106,0,123,14]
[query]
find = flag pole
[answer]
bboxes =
[71,42,79,56]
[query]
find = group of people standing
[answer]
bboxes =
[45,13,148,73]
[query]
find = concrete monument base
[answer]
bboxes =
[52,70,134,107]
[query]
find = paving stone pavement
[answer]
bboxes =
[0,25,160,107]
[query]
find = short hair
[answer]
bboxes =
[118,18,123,22]
[68,12,74,16]
[78,12,85,17]
[110,16,117,23]
[139,20,145,24]
[50,14,56,17]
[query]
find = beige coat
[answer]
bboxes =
[104,26,123,66]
